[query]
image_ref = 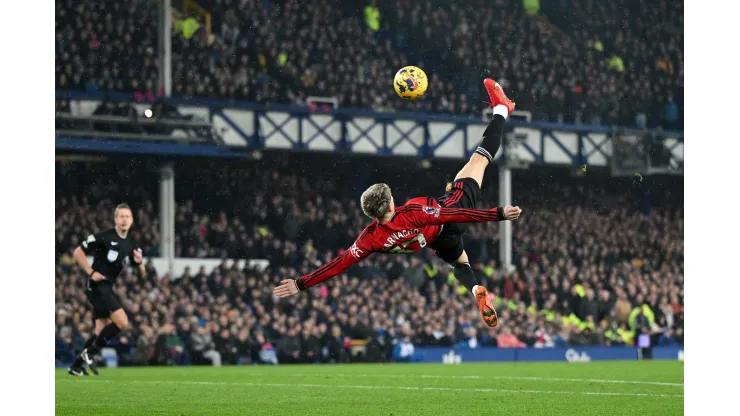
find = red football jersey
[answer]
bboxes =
[296,198,504,290]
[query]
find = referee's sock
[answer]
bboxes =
[89,323,121,354]
[71,334,97,368]
[474,110,508,164]
[453,262,479,292]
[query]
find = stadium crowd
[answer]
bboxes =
[55,155,683,366]
[55,0,683,128]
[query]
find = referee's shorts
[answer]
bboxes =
[86,280,123,319]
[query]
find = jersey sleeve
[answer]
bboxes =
[406,204,505,226]
[79,232,105,255]
[296,237,374,290]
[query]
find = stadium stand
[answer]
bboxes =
[55,154,683,366]
[55,0,683,128]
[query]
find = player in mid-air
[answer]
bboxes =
[273,78,521,327]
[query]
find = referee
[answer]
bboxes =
[68,203,147,376]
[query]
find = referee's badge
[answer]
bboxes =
[107,250,119,262]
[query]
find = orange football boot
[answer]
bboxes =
[474,286,499,328]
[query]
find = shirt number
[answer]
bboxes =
[388,234,427,254]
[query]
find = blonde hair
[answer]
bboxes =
[360,183,393,220]
[114,203,132,218]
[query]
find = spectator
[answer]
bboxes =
[153,324,187,366]
[256,332,279,365]
[233,329,254,365]
[392,336,418,362]
[277,328,302,364]
[457,326,480,349]
[323,325,349,363]
[579,289,599,321]
[112,333,136,366]
[300,326,321,364]
[134,326,156,366]
[496,328,526,348]
[190,325,222,366]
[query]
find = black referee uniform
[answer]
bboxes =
[80,228,141,319]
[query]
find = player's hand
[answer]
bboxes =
[273,279,300,298]
[503,205,522,220]
[133,249,143,265]
[90,271,106,281]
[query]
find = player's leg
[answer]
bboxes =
[80,310,129,375]
[87,309,129,354]
[454,153,489,189]
[109,308,130,331]
[68,318,110,375]
[80,287,129,373]
[450,251,478,292]
[77,317,115,375]
[69,287,114,375]
[454,78,516,188]
[451,251,499,328]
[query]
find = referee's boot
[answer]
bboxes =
[80,348,100,375]
[67,366,90,377]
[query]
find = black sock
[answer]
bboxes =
[90,323,121,354]
[453,262,479,292]
[72,334,97,367]
[475,115,506,163]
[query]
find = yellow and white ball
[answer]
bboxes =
[393,66,428,100]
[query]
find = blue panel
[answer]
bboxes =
[516,346,636,362]
[414,346,684,363]
[418,347,518,363]
[652,347,683,360]
[56,137,250,158]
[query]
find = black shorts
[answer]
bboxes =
[427,177,482,263]
[86,281,122,320]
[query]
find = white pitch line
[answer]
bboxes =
[57,379,683,398]
[244,372,684,387]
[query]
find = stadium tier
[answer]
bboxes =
[55,0,682,128]
[55,154,683,367]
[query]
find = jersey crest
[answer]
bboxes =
[349,243,364,259]
[107,250,119,262]
[423,206,440,217]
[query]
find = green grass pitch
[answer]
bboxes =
[55,361,684,415]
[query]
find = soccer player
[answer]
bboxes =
[67,203,146,376]
[273,78,520,327]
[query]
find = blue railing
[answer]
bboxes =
[56,90,684,167]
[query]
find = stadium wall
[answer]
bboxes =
[84,346,684,369]
[415,346,684,364]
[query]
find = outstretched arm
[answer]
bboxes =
[407,204,522,226]
[272,242,372,298]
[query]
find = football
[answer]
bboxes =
[393,66,428,100]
